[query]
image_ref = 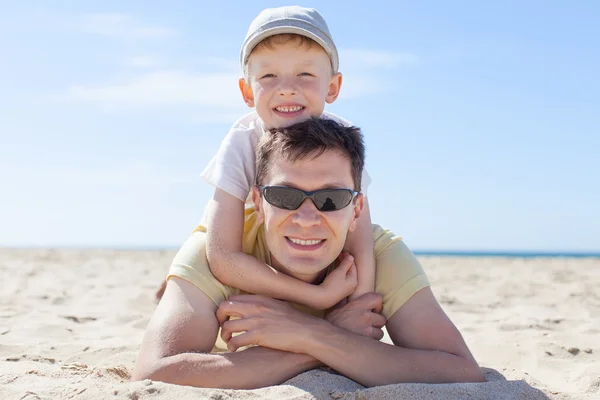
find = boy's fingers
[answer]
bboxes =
[338,254,354,271]
[347,262,357,280]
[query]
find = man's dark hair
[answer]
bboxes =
[255,117,365,191]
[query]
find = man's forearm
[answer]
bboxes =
[147,346,320,389]
[305,322,485,386]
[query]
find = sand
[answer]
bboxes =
[1,248,598,399]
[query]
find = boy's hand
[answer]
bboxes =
[316,253,357,309]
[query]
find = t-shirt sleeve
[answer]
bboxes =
[322,111,371,195]
[166,229,238,306]
[200,115,258,201]
[372,225,430,320]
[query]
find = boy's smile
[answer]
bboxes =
[239,36,342,130]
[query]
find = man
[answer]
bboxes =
[132,118,485,389]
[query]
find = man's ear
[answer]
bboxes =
[251,185,264,224]
[325,72,343,104]
[239,77,255,107]
[348,193,364,232]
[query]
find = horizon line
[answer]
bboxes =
[1,244,599,258]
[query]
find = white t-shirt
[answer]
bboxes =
[200,111,371,203]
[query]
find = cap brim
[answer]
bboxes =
[242,26,338,72]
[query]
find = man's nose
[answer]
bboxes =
[291,199,321,227]
[277,77,297,96]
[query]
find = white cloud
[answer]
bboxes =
[336,49,419,99]
[202,56,240,72]
[126,56,159,68]
[79,13,175,41]
[340,49,419,69]
[67,71,241,108]
[339,75,388,99]
[188,111,249,124]
[3,161,197,186]
[63,48,419,112]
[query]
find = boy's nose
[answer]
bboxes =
[277,78,297,96]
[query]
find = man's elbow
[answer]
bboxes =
[131,359,177,385]
[460,361,486,383]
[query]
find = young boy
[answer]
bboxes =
[159,6,376,309]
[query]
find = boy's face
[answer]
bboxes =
[240,37,342,129]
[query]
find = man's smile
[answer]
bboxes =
[285,236,326,250]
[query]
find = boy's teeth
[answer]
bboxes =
[275,105,303,112]
[288,238,323,246]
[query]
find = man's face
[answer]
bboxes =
[252,149,363,283]
[240,37,342,129]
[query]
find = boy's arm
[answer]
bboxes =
[344,196,376,300]
[206,188,353,309]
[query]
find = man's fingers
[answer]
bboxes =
[345,292,383,313]
[227,331,258,352]
[227,294,285,309]
[331,297,349,310]
[221,317,257,343]
[370,295,384,315]
[216,301,262,326]
[228,294,271,304]
[371,312,387,329]
[370,327,384,341]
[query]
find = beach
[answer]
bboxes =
[1,248,598,399]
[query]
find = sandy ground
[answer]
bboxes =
[0,248,598,399]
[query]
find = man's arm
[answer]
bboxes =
[132,277,320,389]
[307,287,485,386]
[205,188,354,309]
[219,289,485,387]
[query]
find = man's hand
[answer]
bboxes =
[315,252,358,309]
[217,295,327,353]
[326,293,386,340]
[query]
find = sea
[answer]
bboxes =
[412,250,600,258]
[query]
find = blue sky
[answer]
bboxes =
[1,1,598,251]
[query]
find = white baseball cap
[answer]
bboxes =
[240,6,339,73]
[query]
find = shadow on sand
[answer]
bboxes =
[281,367,553,400]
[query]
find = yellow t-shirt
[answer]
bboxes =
[167,206,430,321]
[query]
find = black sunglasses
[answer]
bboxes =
[259,186,359,212]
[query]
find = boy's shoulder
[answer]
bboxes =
[230,111,261,131]
[226,110,353,135]
[321,111,353,127]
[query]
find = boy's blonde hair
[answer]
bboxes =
[243,33,324,78]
